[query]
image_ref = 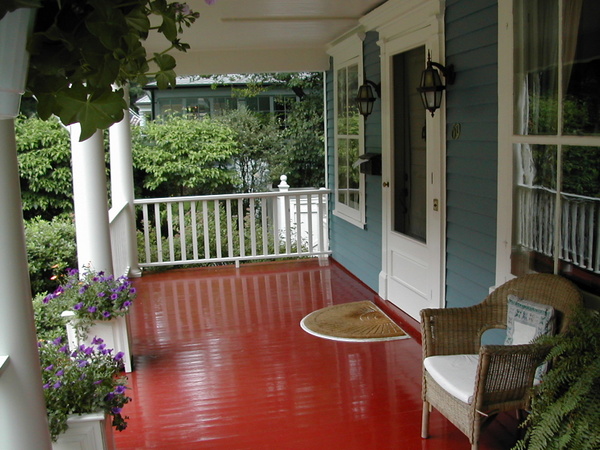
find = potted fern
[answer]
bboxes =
[514,307,600,450]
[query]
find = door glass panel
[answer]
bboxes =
[392,46,427,242]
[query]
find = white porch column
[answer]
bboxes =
[109,106,141,277]
[70,125,114,276]
[0,119,52,449]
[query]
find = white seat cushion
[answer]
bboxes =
[424,354,479,404]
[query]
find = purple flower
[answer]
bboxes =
[97,343,106,351]
[67,268,78,276]
[122,301,132,309]
[105,392,115,400]
[53,381,62,389]
[114,352,125,361]
[78,360,89,368]
[110,293,118,300]
[103,311,112,318]
[43,383,51,389]
[52,337,63,345]
[55,369,64,377]
[92,337,104,345]
[94,380,103,385]
[43,294,53,304]
[97,292,106,298]
[79,286,87,294]
[129,288,137,294]
[115,385,127,394]
[111,407,122,414]
[73,302,83,310]
[88,306,97,313]
[44,364,54,371]
[59,345,69,354]
[84,346,94,355]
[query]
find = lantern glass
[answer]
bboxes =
[356,84,376,117]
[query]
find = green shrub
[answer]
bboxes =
[32,292,68,342]
[25,216,77,296]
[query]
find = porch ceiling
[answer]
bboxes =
[145,0,386,75]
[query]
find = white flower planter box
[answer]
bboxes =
[0,8,35,119]
[52,412,115,450]
[63,312,133,373]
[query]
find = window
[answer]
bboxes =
[498,0,600,294]
[328,35,365,227]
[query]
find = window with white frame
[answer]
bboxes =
[499,0,600,294]
[329,35,365,227]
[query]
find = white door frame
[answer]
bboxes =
[366,0,447,319]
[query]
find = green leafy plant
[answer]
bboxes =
[38,336,130,441]
[15,115,73,219]
[132,113,239,197]
[1,0,201,141]
[514,307,600,450]
[24,216,77,295]
[42,267,137,335]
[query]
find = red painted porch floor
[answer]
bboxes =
[115,259,520,449]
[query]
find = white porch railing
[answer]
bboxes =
[134,187,331,268]
[109,200,132,277]
[516,185,600,274]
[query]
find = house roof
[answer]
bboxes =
[143,0,385,75]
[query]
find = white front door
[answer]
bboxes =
[379,34,446,321]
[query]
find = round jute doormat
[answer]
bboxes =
[300,300,409,342]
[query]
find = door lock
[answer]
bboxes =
[433,198,439,211]
[383,181,390,188]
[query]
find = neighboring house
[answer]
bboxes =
[137,76,299,122]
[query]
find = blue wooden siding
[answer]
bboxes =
[444,0,498,307]
[327,32,382,291]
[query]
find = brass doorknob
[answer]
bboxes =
[383,182,390,188]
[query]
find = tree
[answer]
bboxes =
[215,107,283,193]
[213,72,326,188]
[132,114,239,197]
[15,115,74,220]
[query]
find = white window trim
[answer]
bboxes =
[496,0,600,287]
[328,33,367,229]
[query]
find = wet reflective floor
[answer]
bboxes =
[115,259,518,449]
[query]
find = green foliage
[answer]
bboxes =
[38,337,130,441]
[16,0,200,141]
[15,115,73,220]
[132,114,239,197]
[33,292,68,342]
[24,216,77,296]
[514,308,600,450]
[215,108,282,192]
[276,82,325,188]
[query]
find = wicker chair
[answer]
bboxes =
[420,274,583,450]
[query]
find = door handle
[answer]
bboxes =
[383,182,390,188]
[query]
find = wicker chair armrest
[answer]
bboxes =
[421,305,502,357]
[473,343,551,412]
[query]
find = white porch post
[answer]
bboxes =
[0,119,52,449]
[109,106,142,277]
[70,126,114,276]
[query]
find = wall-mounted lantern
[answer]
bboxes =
[417,51,455,117]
